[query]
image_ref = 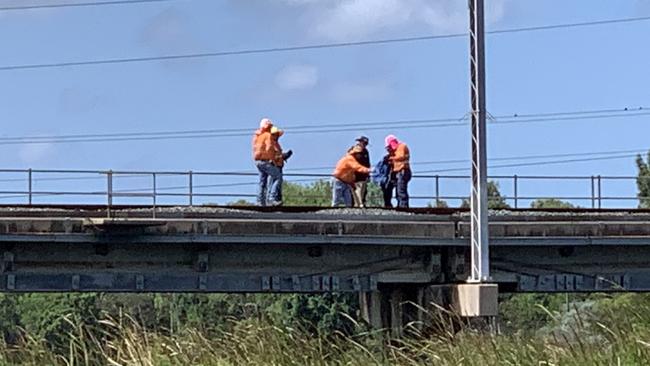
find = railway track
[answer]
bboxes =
[0,203,650,219]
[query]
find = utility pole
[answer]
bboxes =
[468,0,490,282]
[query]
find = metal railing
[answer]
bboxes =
[0,169,647,215]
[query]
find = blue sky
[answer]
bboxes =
[0,0,649,206]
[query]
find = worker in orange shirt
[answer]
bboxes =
[332,146,371,207]
[385,134,411,208]
[252,118,283,206]
[269,126,292,205]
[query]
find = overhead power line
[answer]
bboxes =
[1,148,647,185]
[417,153,641,174]
[0,0,177,11]
[285,147,650,172]
[1,15,649,71]
[0,107,647,146]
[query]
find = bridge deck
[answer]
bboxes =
[0,206,649,293]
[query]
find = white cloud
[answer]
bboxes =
[140,7,198,53]
[281,0,322,4]
[314,0,411,40]
[330,79,393,103]
[19,142,55,165]
[275,64,319,90]
[281,0,508,41]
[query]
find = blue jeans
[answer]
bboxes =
[256,161,283,206]
[395,169,411,208]
[332,179,353,207]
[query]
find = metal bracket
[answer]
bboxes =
[199,275,208,291]
[6,274,15,290]
[312,276,321,291]
[262,276,271,291]
[322,276,331,291]
[136,275,145,291]
[352,276,361,291]
[71,275,80,291]
[331,276,340,291]
[197,253,209,272]
[292,275,301,291]
[2,252,14,273]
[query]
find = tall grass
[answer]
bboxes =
[0,298,650,365]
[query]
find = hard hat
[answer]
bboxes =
[259,118,273,130]
[270,126,284,136]
[384,134,398,147]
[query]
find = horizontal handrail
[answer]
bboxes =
[0,168,647,215]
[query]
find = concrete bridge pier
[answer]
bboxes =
[359,283,498,336]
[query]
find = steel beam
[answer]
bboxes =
[468,0,490,282]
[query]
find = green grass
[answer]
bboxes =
[0,297,649,365]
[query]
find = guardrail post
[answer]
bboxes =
[590,176,595,209]
[106,170,113,218]
[435,175,440,207]
[597,175,602,209]
[27,169,33,205]
[152,173,157,218]
[189,171,193,207]
[513,175,518,209]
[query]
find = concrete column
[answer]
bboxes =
[360,284,498,335]
[359,291,384,329]
[388,287,404,336]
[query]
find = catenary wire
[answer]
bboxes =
[2,106,646,143]
[0,0,178,11]
[0,151,644,188]
[416,153,641,174]
[0,16,649,71]
[0,108,648,146]
[285,147,650,172]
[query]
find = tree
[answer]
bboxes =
[428,199,449,208]
[365,182,385,207]
[461,181,511,209]
[229,199,254,206]
[283,180,332,206]
[636,153,650,208]
[531,198,576,209]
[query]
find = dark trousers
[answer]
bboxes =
[395,169,411,208]
[382,182,394,208]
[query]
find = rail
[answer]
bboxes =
[0,169,647,215]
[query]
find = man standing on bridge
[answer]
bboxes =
[332,146,371,207]
[385,134,411,208]
[252,118,283,206]
[348,136,371,207]
[269,126,292,205]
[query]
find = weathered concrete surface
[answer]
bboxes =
[0,207,649,293]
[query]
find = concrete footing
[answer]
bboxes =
[451,283,499,317]
[359,283,498,335]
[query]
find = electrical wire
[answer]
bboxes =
[0,0,177,11]
[0,152,644,192]
[0,107,647,146]
[1,16,649,71]
[416,153,641,174]
[286,147,650,172]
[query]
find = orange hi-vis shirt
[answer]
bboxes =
[252,130,276,161]
[271,136,284,168]
[333,153,371,185]
[390,143,410,172]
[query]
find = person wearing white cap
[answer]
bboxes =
[252,118,282,206]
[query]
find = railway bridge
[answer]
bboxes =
[1,205,650,331]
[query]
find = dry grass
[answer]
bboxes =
[0,301,649,365]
